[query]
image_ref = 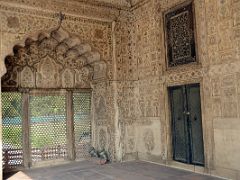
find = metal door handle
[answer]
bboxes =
[183,111,190,115]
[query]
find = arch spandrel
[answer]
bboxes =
[1,27,107,90]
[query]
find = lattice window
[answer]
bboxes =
[73,92,92,159]
[29,95,67,162]
[165,2,196,67]
[2,92,23,169]
[2,90,92,168]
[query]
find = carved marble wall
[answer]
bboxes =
[198,0,240,178]
[1,0,240,179]
[2,27,106,89]
[91,81,117,160]
[117,0,240,179]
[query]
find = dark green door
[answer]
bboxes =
[169,84,204,166]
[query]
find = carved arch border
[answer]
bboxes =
[1,27,107,90]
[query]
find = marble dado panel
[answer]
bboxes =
[214,118,240,174]
[121,117,162,161]
[135,118,162,156]
[124,125,137,153]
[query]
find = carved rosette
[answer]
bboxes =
[2,27,107,89]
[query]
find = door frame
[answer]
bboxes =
[165,80,209,170]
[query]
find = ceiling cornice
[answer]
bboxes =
[72,0,131,10]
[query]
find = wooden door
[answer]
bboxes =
[169,84,204,166]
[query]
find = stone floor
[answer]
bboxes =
[5,161,222,180]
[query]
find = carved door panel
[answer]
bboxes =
[169,84,204,166]
[170,86,189,163]
[186,84,204,165]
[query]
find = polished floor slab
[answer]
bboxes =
[5,161,222,180]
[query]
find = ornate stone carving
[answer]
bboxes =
[126,125,136,153]
[36,55,61,88]
[7,16,20,28]
[99,128,107,150]
[128,138,135,152]
[61,69,74,88]
[2,0,240,175]
[143,129,155,152]
[96,96,107,119]
[20,66,35,88]
[1,0,128,16]
[75,68,91,88]
[2,56,19,87]
[166,68,203,84]
[2,27,107,89]
[165,2,196,67]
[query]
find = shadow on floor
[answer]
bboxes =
[3,171,19,180]
[3,171,17,180]
[4,170,34,180]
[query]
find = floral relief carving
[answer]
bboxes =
[128,138,135,152]
[36,55,61,88]
[96,96,107,119]
[2,27,107,89]
[20,66,35,88]
[61,69,74,88]
[99,128,107,150]
[143,129,155,152]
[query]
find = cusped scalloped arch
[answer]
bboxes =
[2,27,107,89]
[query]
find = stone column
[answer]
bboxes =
[66,91,75,160]
[22,90,31,168]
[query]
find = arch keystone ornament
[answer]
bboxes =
[2,27,107,89]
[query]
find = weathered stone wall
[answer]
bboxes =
[119,0,240,179]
